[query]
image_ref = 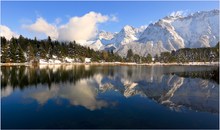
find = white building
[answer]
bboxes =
[85,58,91,63]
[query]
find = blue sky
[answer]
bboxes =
[1,1,219,40]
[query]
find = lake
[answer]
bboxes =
[1,65,219,129]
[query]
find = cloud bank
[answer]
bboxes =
[22,12,117,41]
[22,17,58,40]
[0,25,19,40]
[58,11,109,41]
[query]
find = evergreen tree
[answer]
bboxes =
[48,36,52,44]
[1,36,7,46]
[133,54,140,63]
[127,49,133,61]
[26,43,35,62]
[15,45,26,63]
[154,54,159,63]
[1,43,11,63]
[102,51,109,61]
[40,46,47,59]
[68,42,74,58]
[146,54,152,63]
[18,35,27,50]
[160,52,171,63]
[47,36,54,58]
[9,42,16,62]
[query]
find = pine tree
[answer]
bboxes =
[1,37,7,46]
[127,49,133,61]
[9,42,16,62]
[48,36,53,58]
[146,54,152,63]
[18,35,27,50]
[68,42,74,58]
[26,43,35,62]
[133,54,140,63]
[40,47,47,59]
[102,51,109,61]
[154,54,159,63]
[1,43,11,63]
[15,45,26,63]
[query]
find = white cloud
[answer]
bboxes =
[22,12,118,41]
[22,17,58,40]
[0,25,19,40]
[58,11,110,41]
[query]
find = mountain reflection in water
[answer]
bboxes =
[1,65,218,114]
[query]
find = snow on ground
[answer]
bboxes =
[39,59,48,64]
[65,57,75,63]
[39,59,62,64]
[54,60,62,64]
[52,55,57,59]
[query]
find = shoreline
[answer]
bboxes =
[0,62,219,66]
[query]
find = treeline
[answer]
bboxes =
[0,35,219,63]
[125,49,153,63]
[125,42,219,63]
[0,35,123,63]
[157,43,219,63]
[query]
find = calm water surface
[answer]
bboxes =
[1,65,219,129]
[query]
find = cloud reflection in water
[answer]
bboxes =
[25,77,108,111]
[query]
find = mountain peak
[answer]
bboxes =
[121,25,135,34]
[80,9,219,57]
[123,25,133,29]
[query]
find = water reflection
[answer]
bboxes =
[25,79,108,111]
[1,65,219,113]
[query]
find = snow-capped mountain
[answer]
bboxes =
[81,9,219,57]
[117,9,219,56]
[110,25,147,47]
[97,30,116,41]
[139,9,219,49]
[85,25,146,51]
[77,31,116,51]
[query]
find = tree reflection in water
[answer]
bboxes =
[1,65,219,113]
